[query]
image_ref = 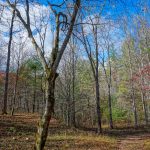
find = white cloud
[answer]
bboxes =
[0,1,53,65]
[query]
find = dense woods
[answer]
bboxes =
[0,0,150,150]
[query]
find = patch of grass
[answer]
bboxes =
[48,133,117,150]
[49,133,116,142]
[144,140,150,150]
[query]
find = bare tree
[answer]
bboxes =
[11,35,28,115]
[77,16,102,133]
[2,9,15,114]
[6,0,80,149]
[124,38,138,128]
[101,41,113,129]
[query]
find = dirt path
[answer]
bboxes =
[117,134,150,150]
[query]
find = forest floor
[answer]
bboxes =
[0,113,150,150]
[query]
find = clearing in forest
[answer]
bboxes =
[0,114,150,150]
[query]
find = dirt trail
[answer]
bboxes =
[118,134,150,150]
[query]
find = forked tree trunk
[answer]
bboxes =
[35,73,57,150]
[6,1,80,149]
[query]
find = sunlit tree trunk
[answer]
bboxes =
[7,0,80,149]
[35,72,57,150]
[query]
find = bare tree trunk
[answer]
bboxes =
[128,46,138,128]
[141,92,148,125]
[33,69,37,113]
[68,81,71,126]
[72,54,76,127]
[102,64,113,129]
[67,98,71,126]
[81,24,102,133]
[131,89,138,128]
[108,84,113,129]
[11,60,19,116]
[24,82,30,113]
[35,73,57,150]
[40,76,45,114]
[26,94,30,113]
[37,98,39,113]
[95,27,102,134]
[6,1,80,149]
[71,43,76,127]
[138,65,148,125]
[95,76,102,134]
[2,9,15,114]
[107,47,113,129]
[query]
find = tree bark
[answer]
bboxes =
[81,24,102,133]
[35,73,57,150]
[33,69,37,113]
[72,48,76,127]
[108,84,113,129]
[25,83,30,113]
[131,89,138,128]
[6,1,80,149]
[128,44,138,128]
[95,77,102,134]
[95,26,102,134]
[141,92,148,125]
[11,60,19,116]
[107,47,113,129]
[138,65,148,125]
[2,9,15,114]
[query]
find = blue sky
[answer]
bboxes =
[37,0,149,15]
[37,0,150,28]
[37,0,150,48]
[1,0,149,69]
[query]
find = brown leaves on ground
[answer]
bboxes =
[0,113,150,150]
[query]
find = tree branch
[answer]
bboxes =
[52,0,80,72]
[6,0,49,74]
